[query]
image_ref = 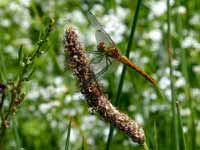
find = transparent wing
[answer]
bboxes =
[87,11,103,30]
[95,29,115,47]
[87,11,115,47]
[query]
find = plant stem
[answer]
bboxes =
[176,1,195,149]
[167,0,179,149]
[106,0,142,149]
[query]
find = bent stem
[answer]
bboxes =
[64,27,145,145]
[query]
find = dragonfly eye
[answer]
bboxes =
[97,42,106,52]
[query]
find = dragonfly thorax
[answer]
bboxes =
[97,42,121,59]
[97,42,107,53]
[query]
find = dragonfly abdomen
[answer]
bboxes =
[120,56,156,85]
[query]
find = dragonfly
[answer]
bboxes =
[87,12,156,85]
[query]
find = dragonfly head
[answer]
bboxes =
[97,42,106,52]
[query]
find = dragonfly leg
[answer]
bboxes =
[95,65,109,78]
[90,54,104,64]
[95,56,111,78]
[106,56,112,66]
[87,50,101,54]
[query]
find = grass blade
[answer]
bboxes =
[176,102,186,150]
[65,119,72,150]
[176,1,196,148]
[166,0,179,149]
[18,45,23,66]
[0,50,7,82]
[106,0,142,149]
[81,136,85,150]
[153,122,158,150]
[12,117,22,149]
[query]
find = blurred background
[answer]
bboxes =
[0,0,200,149]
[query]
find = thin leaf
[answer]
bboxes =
[18,45,23,66]
[176,101,186,150]
[65,119,71,150]
[153,122,158,150]
[167,0,179,149]
[12,117,22,149]
[81,136,85,150]
[0,50,7,82]
[25,66,35,81]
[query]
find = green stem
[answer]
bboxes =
[167,0,179,149]
[176,1,195,149]
[106,0,142,149]
[143,142,150,150]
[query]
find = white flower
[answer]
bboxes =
[175,77,185,87]
[27,90,40,100]
[180,108,191,116]
[53,76,63,85]
[197,121,200,131]
[191,88,200,98]
[19,0,31,7]
[5,45,17,58]
[143,89,157,100]
[150,104,169,112]
[50,120,57,128]
[64,95,72,103]
[81,115,97,130]
[149,1,166,17]
[172,59,179,67]
[65,128,79,143]
[182,36,200,49]
[115,6,129,19]
[8,2,22,11]
[128,105,136,112]
[177,93,186,101]
[0,19,11,27]
[103,14,126,43]
[72,92,82,101]
[165,89,171,99]
[174,6,186,14]
[93,4,104,12]
[61,108,76,116]
[21,19,30,29]
[135,113,144,125]
[116,64,123,76]
[15,38,32,50]
[141,56,149,64]
[71,10,87,24]
[39,101,60,113]
[144,29,162,42]
[183,126,188,133]
[193,65,200,73]
[55,85,68,95]
[189,14,200,25]
[99,79,109,87]
[159,76,170,89]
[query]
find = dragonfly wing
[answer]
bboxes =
[90,53,104,64]
[95,29,115,47]
[87,11,103,30]
[87,11,116,47]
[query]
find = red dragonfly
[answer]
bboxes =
[87,12,156,85]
